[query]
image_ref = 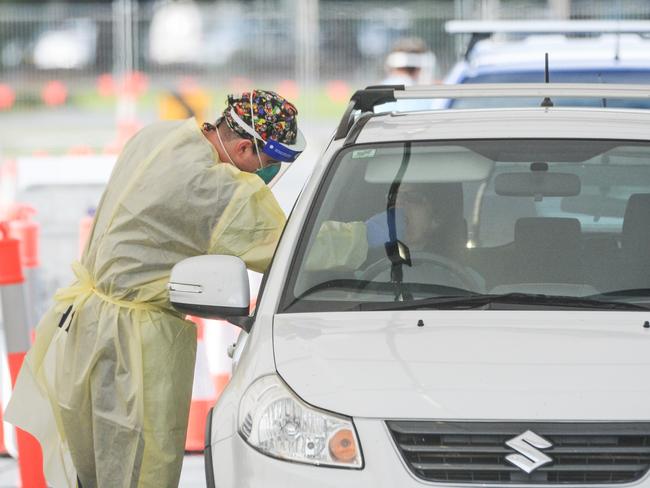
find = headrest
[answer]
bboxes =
[513,217,582,283]
[515,217,581,249]
[622,194,650,253]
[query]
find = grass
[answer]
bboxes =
[9,86,354,121]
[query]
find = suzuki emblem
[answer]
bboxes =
[505,430,553,474]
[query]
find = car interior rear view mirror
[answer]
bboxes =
[495,171,581,197]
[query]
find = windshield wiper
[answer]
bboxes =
[589,288,650,299]
[357,292,650,312]
[284,280,476,312]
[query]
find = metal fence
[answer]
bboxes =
[2,0,650,93]
[0,1,452,90]
[0,0,649,154]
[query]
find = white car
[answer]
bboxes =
[170,84,650,487]
[443,20,650,109]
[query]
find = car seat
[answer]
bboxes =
[511,217,583,284]
[621,193,650,288]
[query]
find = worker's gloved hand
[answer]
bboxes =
[365,208,406,248]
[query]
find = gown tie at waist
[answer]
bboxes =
[53,261,162,316]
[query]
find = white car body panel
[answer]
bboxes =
[443,21,650,85]
[273,311,650,420]
[467,34,650,68]
[15,155,117,191]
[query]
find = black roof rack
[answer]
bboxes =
[334,85,404,140]
[333,83,650,141]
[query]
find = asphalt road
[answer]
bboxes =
[0,453,205,487]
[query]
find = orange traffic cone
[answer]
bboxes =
[7,204,44,333]
[185,317,217,452]
[2,204,42,458]
[0,222,46,487]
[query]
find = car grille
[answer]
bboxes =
[386,421,650,484]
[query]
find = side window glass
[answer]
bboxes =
[249,202,297,321]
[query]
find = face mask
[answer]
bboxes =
[256,163,281,185]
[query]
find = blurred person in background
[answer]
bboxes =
[382,37,437,86]
[5,90,305,488]
[378,37,437,111]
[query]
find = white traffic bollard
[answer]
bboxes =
[0,222,46,487]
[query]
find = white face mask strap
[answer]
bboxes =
[229,108,261,141]
[249,91,265,170]
[215,125,236,166]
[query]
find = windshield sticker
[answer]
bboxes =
[352,149,376,159]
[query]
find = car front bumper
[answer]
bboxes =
[206,410,650,488]
[206,416,431,487]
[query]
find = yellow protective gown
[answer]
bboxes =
[5,118,286,488]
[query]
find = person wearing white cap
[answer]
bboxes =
[378,37,437,112]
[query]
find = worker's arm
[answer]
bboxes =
[208,175,286,274]
[303,209,407,271]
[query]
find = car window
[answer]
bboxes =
[280,139,650,313]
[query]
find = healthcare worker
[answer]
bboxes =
[5,89,305,488]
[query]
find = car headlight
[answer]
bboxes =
[238,375,363,468]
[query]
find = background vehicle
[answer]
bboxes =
[171,84,650,487]
[443,20,650,108]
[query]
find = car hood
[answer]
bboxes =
[273,311,650,420]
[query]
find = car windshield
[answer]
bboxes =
[452,70,650,109]
[280,139,650,312]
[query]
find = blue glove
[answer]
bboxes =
[365,208,406,248]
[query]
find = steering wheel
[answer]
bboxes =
[358,250,484,292]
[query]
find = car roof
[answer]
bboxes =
[443,21,650,84]
[447,60,650,85]
[354,108,650,144]
[443,35,650,84]
[468,34,650,69]
[334,84,650,145]
[460,62,650,76]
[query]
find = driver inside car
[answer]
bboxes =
[304,183,485,292]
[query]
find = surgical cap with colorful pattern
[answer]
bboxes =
[222,90,298,146]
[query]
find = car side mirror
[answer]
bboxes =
[168,255,250,322]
